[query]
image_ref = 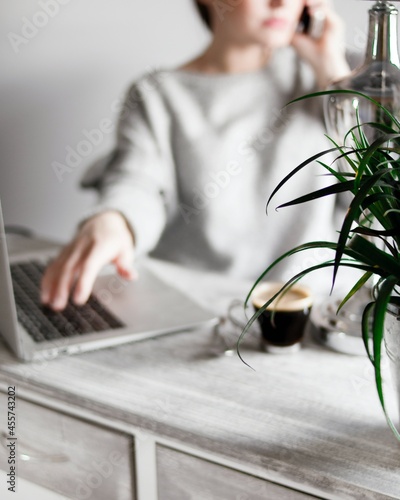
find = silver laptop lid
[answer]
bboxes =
[0,200,25,358]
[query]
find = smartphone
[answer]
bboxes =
[297,6,325,39]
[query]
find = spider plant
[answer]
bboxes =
[238,90,400,441]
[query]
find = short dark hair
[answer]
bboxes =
[194,1,212,30]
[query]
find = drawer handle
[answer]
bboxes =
[1,432,70,463]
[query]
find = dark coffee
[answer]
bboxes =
[252,283,313,351]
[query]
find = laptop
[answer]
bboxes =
[0,202,218,362]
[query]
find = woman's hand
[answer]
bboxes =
[40,210,137,311]
[291,0,351,89]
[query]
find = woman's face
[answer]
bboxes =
[210,0,306,49]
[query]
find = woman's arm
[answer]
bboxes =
[41,74,174,310]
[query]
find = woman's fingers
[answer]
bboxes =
[40,210,136,311]
[41,238,89,310]
[72,242,111,305]
[72,243,137,305]
[292,0,350,88]
[113,247,137,280]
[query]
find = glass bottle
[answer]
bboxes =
[317,1,400,355]
[325,0,400,143]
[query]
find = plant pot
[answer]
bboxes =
[384,304,400,426]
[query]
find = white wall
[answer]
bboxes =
[0,0,370,242]
[0,0,210,242]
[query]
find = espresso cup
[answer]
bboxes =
[251,282,313,354]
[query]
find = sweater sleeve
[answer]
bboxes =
[79,79,174,258]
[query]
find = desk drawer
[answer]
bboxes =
[0,391,135,500]
[156,445,314,500]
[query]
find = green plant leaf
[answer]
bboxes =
[337,271,373,313]
[355,135,400,185]
[266,147,340,213]
[361,301,375,363]
[344,121,399,145]
[276,180,358,209]
[333,169,397,288]
[349,235,400,278]
[316,161,348,183]
[244,239,389,310]
[325,135,359,172]
[352,227,400,238]
[361,193,399,212]
[288,89,400,130]
[371,275,400,441]
[377,236,398,259]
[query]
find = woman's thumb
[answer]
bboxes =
[114,251,137,280]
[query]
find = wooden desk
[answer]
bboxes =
[0,236,399,500]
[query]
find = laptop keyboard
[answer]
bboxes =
[10,260,124,343]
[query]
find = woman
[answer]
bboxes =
[41,0,350,310]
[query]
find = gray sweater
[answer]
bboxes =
[81,47,341,282]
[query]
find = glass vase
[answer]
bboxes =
[324,0,400,143]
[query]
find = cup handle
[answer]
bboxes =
[227,299,253,330]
